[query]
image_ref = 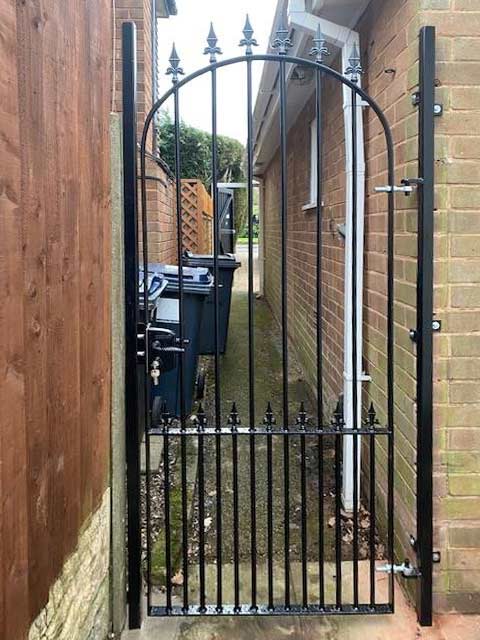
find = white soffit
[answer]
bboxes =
[253,0,370,171]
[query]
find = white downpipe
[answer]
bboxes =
[341,37,366,513]
[288,2,366,512]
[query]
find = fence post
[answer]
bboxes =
[122,21,142,630]
[416,25,435,627]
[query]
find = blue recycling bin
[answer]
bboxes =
[182,251,241,355]
[148,264,213,417]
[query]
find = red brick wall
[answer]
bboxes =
[263,56,346,414]
[262,0,480,614]
[114,0,177,264]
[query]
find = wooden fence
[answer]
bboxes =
[0,2,112,637]
[181,179,213,254]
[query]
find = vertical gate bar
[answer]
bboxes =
[315,67,325,610]
[122,22,142,629]
[386,89,396,613]
[215,428,222,612]
[232,429,240,611]
[351,88,360,608]
[211,63,224,615]
[211,70,221,427]
[279,57,291,611]
[246,57,257,611]
[300,430,308,608]
[369,425,376,606]
[180,433,189,611]
[173,85,190,611]
[198,423,206,611]
[140,17,153,613]
[416,25,435,628]
[267,431,274,609]
[335,429,342,608]
[173,89,186,429]
[163,434,172,611]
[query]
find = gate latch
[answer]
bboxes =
[375,178,424,196]
[376,559,420,579]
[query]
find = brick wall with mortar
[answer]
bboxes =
[418,0,480,614]
[115,0,177,265]
[262,55,346,414]
[262,0,480,613]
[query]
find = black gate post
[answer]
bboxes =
[416,25,435,627]
[122,21,142,630]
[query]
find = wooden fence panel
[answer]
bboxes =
[0,4,30,639]
[181,179,213,255]
[0,2,112,636]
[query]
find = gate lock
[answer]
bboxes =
[376,559,420,579]
[148,327,186,374]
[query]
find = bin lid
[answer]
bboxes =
[146,263,214,296]
[182,250,241,270]
[138,272,168,308]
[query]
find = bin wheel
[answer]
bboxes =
[196,369,206,400]
[152,396,163,425]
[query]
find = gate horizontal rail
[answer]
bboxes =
[148,426,391,437]
[150,604,393,617]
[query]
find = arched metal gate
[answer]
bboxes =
[122,19,436,629]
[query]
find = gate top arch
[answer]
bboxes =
[139,17,394,172]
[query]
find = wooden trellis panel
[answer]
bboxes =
[181,179,213,254]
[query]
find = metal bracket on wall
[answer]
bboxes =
[409,320,441,343]
[412,92,443,117]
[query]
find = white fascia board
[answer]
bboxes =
[288,8,352,48]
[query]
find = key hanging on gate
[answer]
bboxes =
[150,359,161,386]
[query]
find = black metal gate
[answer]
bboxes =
[122,18,436,629]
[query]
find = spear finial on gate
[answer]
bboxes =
[296,401,309,430]
[204,22,222,63]
[192,402,207,431]
[367,402,378,431]
[228,402,241,430]
[309,23,330,64]
[263,401,277,430]
[160,400,173,428]
[332,400,344,431]
[166,43,185,84]
[345,41,363,84]
[239,14,258,55]
[272,20,293,56]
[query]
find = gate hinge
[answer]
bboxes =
[136,323,146,360]
[376,559,420,579]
